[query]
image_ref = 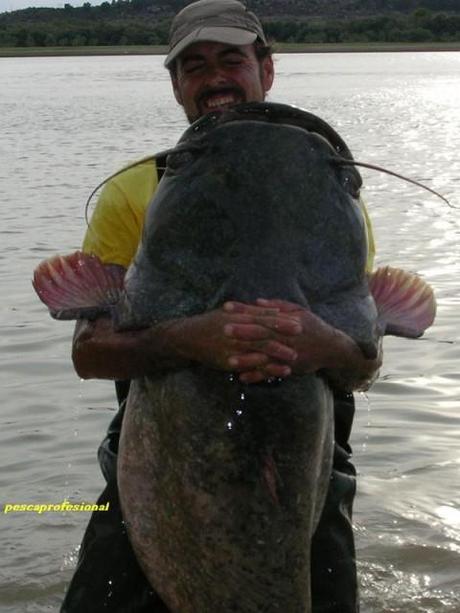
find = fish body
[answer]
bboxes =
[117,106,376,613]
[119,107,377,356]
[32,103,436,613]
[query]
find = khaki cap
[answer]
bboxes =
[164,0,267,68]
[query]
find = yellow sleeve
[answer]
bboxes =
[82,159,159,268]
[358,195,376,273]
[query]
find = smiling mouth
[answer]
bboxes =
[199,90,244,112]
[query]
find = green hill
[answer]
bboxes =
[0,0,459,48]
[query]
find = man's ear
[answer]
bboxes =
[261,55,274,94]
[171,74,183,106]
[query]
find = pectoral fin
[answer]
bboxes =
[369,266,436,338]
[32,251,125,320]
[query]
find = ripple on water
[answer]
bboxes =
[2,52,460,611]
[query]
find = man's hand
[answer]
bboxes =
[172,305,301,379]
[72,305,301,382]
[72,299,380,389]
[224,299,382,390]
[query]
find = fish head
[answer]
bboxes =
[123,105,378,355]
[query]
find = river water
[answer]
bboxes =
[1,52,459,612]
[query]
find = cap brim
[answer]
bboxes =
[164,27,258,68]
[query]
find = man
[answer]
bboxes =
[62,1,380,611]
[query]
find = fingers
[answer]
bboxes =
[225,323,271,340]
[224,318,301,340]
[228,352,269,370]
[238,363,292,384]
[238,371,267,384]
[264,362,293,378]
[223,301,280,316]
[185,307,302,381]
[256,298,307,313]
[262,339,297,362]
[224,298,309,317]
[228,344,296,385]
[228,339,297,367]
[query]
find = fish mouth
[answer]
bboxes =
[197,88,245,114]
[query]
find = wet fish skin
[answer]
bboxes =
[117,110,374,612]
[120,369,332,613]
[31,103,435,611]
[119,118,377,356]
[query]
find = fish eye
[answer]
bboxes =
[340,167,362,199]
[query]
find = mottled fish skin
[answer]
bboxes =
[117,104,378,613]
[120,370,333,612]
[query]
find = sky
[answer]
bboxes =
[0,0,106,12]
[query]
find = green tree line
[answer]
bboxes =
[264,12,460,45]
[0,2,459,47]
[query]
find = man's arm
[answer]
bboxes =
[72,306,302,381]
[223,299,382,391]
[73,300,380,391]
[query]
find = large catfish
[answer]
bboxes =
[33,103,435,613]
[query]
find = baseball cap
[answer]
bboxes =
[164,0,267,68]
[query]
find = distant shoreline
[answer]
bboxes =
[1,42,460,58]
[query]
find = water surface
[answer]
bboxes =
[1,52,459,612]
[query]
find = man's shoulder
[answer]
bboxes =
[83,155,160,266]
[108,156,159,195]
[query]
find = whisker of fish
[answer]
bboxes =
[84,154,159,226]
[334,157,455,208]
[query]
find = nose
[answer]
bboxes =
[202,63,230,88]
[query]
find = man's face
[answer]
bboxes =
[171,41,274,123]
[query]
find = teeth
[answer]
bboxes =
[206,95,236,109]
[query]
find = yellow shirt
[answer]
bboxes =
[83,157,376,273]
[83,158,160,268]
[360,199,376,273]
